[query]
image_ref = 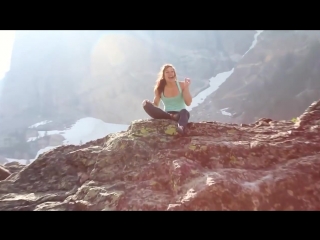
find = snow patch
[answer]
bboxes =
[28,120,52,128]
[26,117,129,163]
[38,130,63,137]
[61,117,129,145]
[27,117,129,144]
[187,69,234,111]
[242,30,263,58]
[220,108,232,116]
[27,137,38,142]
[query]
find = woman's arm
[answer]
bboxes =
[180,81,192,106]
[152,89,161,107]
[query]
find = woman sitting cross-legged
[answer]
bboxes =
[142,63,193,135]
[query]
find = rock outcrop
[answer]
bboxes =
[0,165,11,181]
[0,99,319,211]
[4,162,26,175]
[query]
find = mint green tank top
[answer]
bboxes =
[161,81,186,112]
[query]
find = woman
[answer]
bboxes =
[142,64,192,134]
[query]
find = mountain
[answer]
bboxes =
[0,30,255,127]
[190,30,320,124]
[2,30,320,164]
[0,30,256,161]
[0,99,319,210]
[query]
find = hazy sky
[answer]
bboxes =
[0,30,15,80]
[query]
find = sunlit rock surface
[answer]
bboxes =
[0,99,319,211]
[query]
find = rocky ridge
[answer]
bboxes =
[0,99,319,210]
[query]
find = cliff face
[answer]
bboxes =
[0,31,102,131]
[190,30,320,124]
[0,99,319,211]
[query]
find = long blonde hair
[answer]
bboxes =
[154,64,177,95]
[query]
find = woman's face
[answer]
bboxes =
[164,67,176,83]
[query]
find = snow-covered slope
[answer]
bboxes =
[186,69,234,111]
[187,30,263,113]
[60,117,129,145]
[242,30,263,57]
[27,117,129,145]
[5,117,129,164]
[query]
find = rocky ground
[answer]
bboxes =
[0,99,319,211]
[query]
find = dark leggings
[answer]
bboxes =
[142,100,190,127]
